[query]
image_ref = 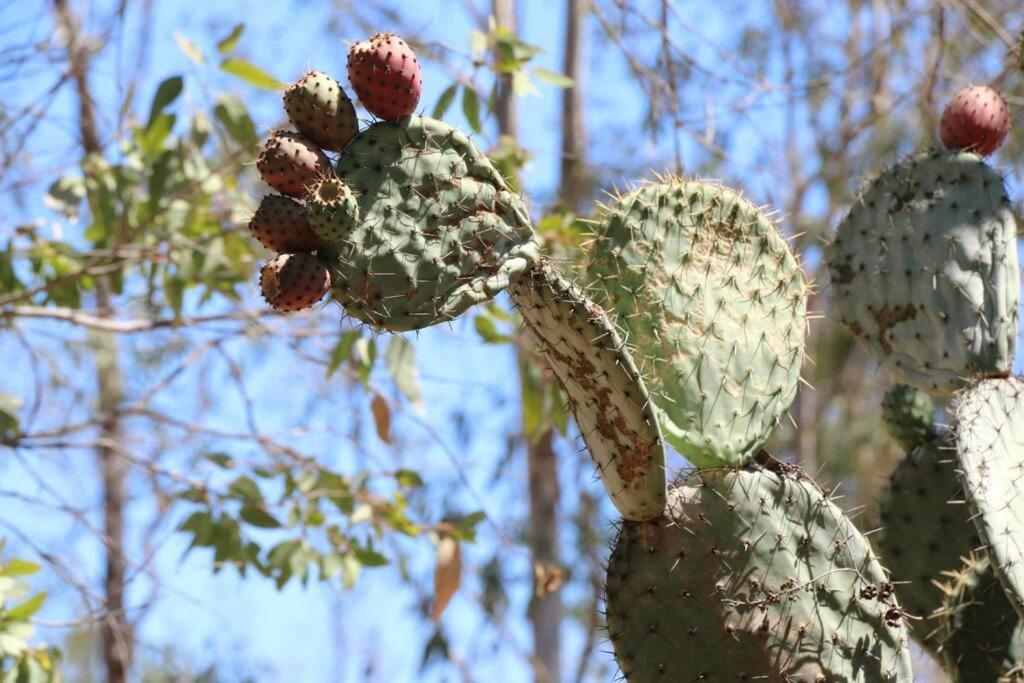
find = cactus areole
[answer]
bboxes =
[828,150,1019,395]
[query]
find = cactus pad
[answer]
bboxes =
[509,262,665,521]
[587,180,807,468]
[956,377,1024,618]
[882,384,937,451]
[828,150,1019,394]
[605,464,914,681]
[327,116,539,331]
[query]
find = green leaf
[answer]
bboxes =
[432,83,459,119]
[6,592,45,621]
[239,503,281,529]
[2,560,40,577]
[353,545,389,567]
[385,337,422,409]
[43,177,85,220]
[320,552,343,580]
[147,76,184,128]
[341,553,361,589]
[217,23,245,55]
[0,392,22,442]
[220,59,283,90]
[213,95,257,147]
[173,33,205,65]
[474,315,511,344]
[461,85,481,133]
[228,475,263,503]
[327,330,359,378]
[203,452,234,469]
[395,469,424,489]
[532,67,574,88]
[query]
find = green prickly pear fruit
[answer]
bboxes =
[347,33,422,121]
[827,150,1019,395]
[306,177,360,244]
[939,85,1010,158]
[877,432,979,654]
[587,180,807,468]
[248,195,320,253]
[882,384,937,451]
[937,554,1024,682]
[509,262,665,521]
[259,253,330,312]
[284,71,359,153]
[605,464,914,681]
[328,116,539,331]
[256,130,331,199]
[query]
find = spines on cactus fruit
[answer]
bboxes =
[882,384,937,451]
[877,431,979,654]
[248,195,320,253]
[347,33,422,121]
[827,150,1019,395]
[509,261,665,521]
[605,464,914,681]
[328,116,539,331]
[283,70,359,152]
[586,180,807,468]
[256,130,332,198]
[940,85,1010,158]
[955,377,1024,618]
[937,554,1024,682]
[259,253,330,312]
[306,177,360,243]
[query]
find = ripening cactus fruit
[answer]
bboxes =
[882,384,937,451]
[256,130,332,198]
[940,85,1010,158]
[827,150,1019,394]
[587,180,807,468]
[306,176,360,243]
[248,195,320,253]
[284,70,359,152]
[327,116,539,331]
[347,33,422,121]
[509,261,665,521]
[259,253,330,312]
[955,377,1024,619]
[605,465,914,681]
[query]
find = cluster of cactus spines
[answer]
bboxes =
[881,383,937,451]
[306,177,360,243]
[327,116,539,331]
[586,180,807,468]
[827,149,1019,394]
[937,554,1024,681]
[283,70,359,152]
[876,432,979,653]
[605,465,913,681]
[259,253,331,312]
[256,130,332,199]
[954,377,1024,618]
[248,195,320,253]
[347,33,422,121]
[509,261,665,521]
[940,85,1011,157]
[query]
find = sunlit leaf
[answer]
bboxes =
[213,95,257,147]
[0,392,22,442]
[532,67,574,88]
[2,560,40,578]
[220,58,283,90]
[395,469,424,489]
[461,85,481,132]
[6,592,45,621]
[217,23,245,55]
[385,337,422,409]
[173,33,205,65]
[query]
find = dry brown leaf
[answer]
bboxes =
[371,393,390,443]
[431,536,462,622]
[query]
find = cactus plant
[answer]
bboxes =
[605,464,914,681]
[881,383,937,451]
[256,130,332,198]
[955,377,1024,618]
[248,195,320,253]
[327,116,540,331]
[347,33,422,121]
[827,150,1019,395]
[284,70,359,152]
[587,180,807,468]
[940,85,1010,157]
[259,253,330,312]
[509,261,665,521]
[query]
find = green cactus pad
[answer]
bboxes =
[956,377,1024,618]
[509,262,666,521]
[328,116,540,331]
[605,464,914,681]
[828,150,1019,395]
[938,554,1024,682]
[587,180,807,468]
[882,384,937,451]
[877,432,979,653]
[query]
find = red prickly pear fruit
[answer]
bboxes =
[347,33,422,121]
[256,130,331,198]
[939,85,1010,157]
[284,71,359,152]
[259,253,331,312]
[249,195,320,253]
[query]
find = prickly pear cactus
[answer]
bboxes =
[284,70,359,153]
[509,261,665,521]
[956,377,1024,618]
[587,180,807,468]
[307,176,360,243]
[605,464,914,681]
[938,554,1024,682]
[326,116,540,331]
[827,150,1019,395]
[882,384,937,451]
[249,195,320,254]
[877,432,979,653]
[256,130,332,199]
